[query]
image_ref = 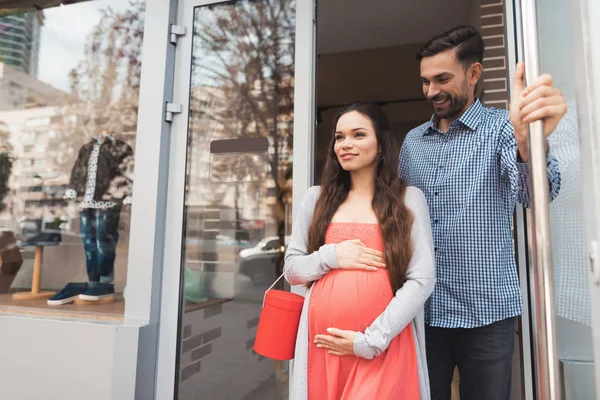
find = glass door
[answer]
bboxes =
[516,0,600,397]
[155,0,316,398]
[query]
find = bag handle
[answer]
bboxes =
[262,272,286,308]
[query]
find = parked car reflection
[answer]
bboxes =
[238,236,289,285]
[18,216,66,247]
[216,234,251,250]
[185,234,251,262]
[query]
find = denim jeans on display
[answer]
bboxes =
[79,207,121,283]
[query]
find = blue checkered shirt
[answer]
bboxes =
[398,99,561,328]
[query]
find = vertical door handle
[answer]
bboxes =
[519,0,562,398]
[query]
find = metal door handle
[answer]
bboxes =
[519,0,562,398]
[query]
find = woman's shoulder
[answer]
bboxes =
[298,186,322,211]
[305,185,321,196]
[404,186,428,212]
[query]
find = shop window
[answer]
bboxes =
[0,0,145,321]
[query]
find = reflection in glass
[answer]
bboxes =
[537,0,596,398]
[176,1,295,399]
[0,1,144,318]
[210,152,269,183]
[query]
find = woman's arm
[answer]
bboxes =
[283,186,339,285]
[353,186,436,359]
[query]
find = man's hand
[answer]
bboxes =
[314,328,358,356]
[509,62,567,162]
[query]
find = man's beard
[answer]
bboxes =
[429,83,470,120]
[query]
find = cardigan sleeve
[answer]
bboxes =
[353,186,436,359]
[283,186,339,286]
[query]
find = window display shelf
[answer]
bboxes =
[0,293,125,321]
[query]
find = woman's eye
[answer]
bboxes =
[335,135,343,141]
[355,132,365,138]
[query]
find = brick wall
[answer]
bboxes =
[480,0,510,110]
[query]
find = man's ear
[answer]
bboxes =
[468,62,483,85]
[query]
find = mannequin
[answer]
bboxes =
[48,117,133,305]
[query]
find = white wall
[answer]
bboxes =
[0,316,140,400]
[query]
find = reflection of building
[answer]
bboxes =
[0,106,72,221]
[0,62,67,111]
[186,81,293,235]
[0,12,43,76]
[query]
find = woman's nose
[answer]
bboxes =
[341,138,354,148]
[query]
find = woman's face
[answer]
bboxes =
[334,111,379,172]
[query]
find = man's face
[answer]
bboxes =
[420,49,477,120]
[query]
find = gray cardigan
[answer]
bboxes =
[284,186,435,400]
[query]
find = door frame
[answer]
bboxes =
[290,0,317,295]
[153,0,317,397]
[155,1,221,397]
[509,0,540,398]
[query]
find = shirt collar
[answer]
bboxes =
[94,134,116,143]
[424,98,484,135]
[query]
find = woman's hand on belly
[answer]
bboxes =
[314,328,358,356]
[335,239,386,271]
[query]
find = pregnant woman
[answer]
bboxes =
[284,102,435,399]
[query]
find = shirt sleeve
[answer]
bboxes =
[498,120,561,208]
[397,140,409,182]
[68,146,86,192]
[283,186,339,286]
[119,145,135,197]
[353,187,436,359]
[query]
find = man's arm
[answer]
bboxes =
[499,121,561,208]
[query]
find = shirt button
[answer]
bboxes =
[434,192,439,196]
[439,165,443,169]
[434,218,439,224]
[434,247,438,252]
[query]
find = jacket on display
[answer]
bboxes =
[68,137,134,203]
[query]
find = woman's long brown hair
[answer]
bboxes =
[308,102,413,293]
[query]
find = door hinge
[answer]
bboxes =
[165,102,182,122]
[170,24,186,44]
[590,241,600,286]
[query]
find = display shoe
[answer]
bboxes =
[47,282,89,305]
[79,283,115,301]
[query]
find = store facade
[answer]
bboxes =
[0,0,599,399]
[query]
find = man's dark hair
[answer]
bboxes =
[416,25,484,69]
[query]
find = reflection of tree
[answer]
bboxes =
[51,0,145,173]
[190,0,295,253]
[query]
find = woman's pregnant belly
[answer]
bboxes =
[309,268,393,336]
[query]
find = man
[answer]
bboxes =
[398,25,565,399]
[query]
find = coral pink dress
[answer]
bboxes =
[308,223,420,400]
